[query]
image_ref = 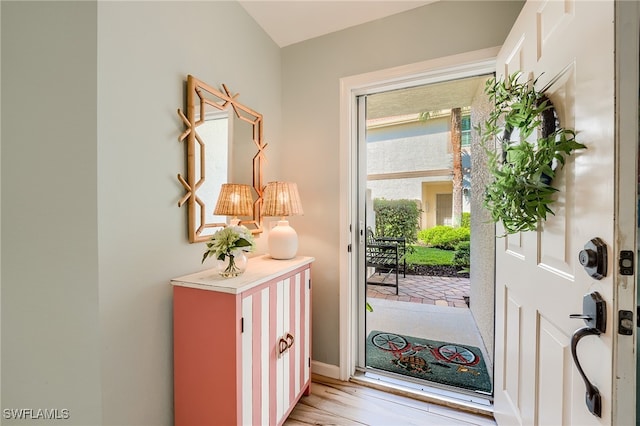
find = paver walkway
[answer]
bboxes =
[366,273,470,308]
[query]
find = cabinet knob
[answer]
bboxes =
[278,337,288,355]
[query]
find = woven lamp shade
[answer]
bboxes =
[261,182,304,217]
[213,183,254,217]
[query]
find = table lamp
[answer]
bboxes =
[261,182,303,259]
[213,183,254,226]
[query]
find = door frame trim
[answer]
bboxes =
[338,47,500,380]
[613,0,639,422]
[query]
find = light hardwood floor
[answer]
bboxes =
[285,375,496,426]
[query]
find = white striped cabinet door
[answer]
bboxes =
[241,266,311,426]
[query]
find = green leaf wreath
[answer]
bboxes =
[476,72,586,235]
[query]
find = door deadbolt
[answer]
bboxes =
[578,238,607,280]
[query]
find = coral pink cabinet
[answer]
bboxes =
[171,255,313,426]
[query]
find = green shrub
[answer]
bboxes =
[452,240,470,267]
[418,225,470,250]
[373,198,421,244]
[461,212,471,229]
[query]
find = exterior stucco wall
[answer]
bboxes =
[368,118,451,175]
[470,75,496,362]
[367,117,471,230]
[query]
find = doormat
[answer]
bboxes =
[366,331,492,394]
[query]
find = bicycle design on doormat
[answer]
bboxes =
[370,332,481,376]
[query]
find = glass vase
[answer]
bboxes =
[216,251,248,278]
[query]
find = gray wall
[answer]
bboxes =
[97,3,280,423]
[2,1,280,424]
[281,0,524,367]
[2,2,101,424]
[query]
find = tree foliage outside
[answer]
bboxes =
[373,198,421,244]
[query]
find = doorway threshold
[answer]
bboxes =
[351,369,494,418]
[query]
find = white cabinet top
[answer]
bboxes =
[170,255,314,294]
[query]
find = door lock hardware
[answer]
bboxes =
[571,327,602,417]
[569,292,606,332]
[569,292,606,417]
[618,310,634,335]
[578,238,607,280]
[619,250,634,276]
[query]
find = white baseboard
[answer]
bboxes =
[311,360,340,379]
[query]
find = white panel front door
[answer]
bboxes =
[493,1,636,424]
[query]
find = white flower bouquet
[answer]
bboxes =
[202,225,256,276]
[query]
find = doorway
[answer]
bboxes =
[355,72,495,403]
[335,6,639,424]
[338,48,502,407]
[436,193,453,226]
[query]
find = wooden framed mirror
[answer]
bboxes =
[177,75,266,242]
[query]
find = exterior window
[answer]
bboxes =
[461,115,471,146]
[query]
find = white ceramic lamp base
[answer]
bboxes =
[268,220,298,260]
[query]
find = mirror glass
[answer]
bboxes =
[196,110,230,234]
[177,75,266,242]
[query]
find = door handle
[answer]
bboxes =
[278,337,288,356]
[570,327,602,417]
[569,292,606,333]
[285,332,294,349]
[569,291,606,418]
[278,333,295,357]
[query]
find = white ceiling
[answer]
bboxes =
[237,0,436,47]
[237,0,487,118]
